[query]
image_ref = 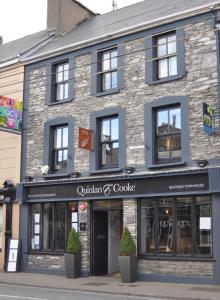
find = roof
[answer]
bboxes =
[0,30,55,64]
[26,0,220,61]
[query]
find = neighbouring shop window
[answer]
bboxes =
[52,125,68,173]
[139,196,212,257]
[156,106,181,163]
[0,205,2,250]
[30,202,78,251]
[99,115,119,169]
[54,62,69,101]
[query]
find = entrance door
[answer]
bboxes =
[93,211,108,275]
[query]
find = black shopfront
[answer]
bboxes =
[18,168,220,284]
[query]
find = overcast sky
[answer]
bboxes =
[0,0,143,44]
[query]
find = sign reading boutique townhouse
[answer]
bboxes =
[26,173,209,201]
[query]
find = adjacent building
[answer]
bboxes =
[0,30,55,271]
[18,0,220,284]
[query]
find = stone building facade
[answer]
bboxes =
[18,0,220,284]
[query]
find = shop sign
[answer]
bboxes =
[78,127,92,150]
[0,96,22,132]
[26,173,209,202]
[203,102,214,135]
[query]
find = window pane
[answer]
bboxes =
[56,65,63,82]
[141,200,156,255]
[31,204,41,250]
[64,83,69,99]
[112,142,119,165]
[169,108,181,132]
[170,135,181,159]
[111,71,118,88]
[56,84,64,101]
[63,150,68,166]
[168,35,176,54]
[103,52,110,71]
[103,73,111,90]
[62,127,68,147]
[158,58,168,78]
[58,150,63,162]
[111,50,118,69]
[169,56,177,76]
[54,203,66,250]
[111,118,119,140]
[176,198,192,255]
[56,128,62,149]
[157,110,169,134]
[157,37,167,57]
[157,136,170,160]
[102,143,111,167]
[195,198,212,256]
[102,119,110,141]
[63,64,69,81]
[43,203,53,250]
[158,200,174,254]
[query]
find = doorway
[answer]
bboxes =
[92,200,123,276]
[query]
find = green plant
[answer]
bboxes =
[66,228,81,254]
[120,226,136,256]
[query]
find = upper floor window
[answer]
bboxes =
[54,62,69,101]
[52,125,68,173]
[43,117,74,177]
[99,115,119,169]
[145,28,185,85]
[157,33,177,79]
[99,48,118,91]
[156,106,181,163]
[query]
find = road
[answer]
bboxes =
[0,283,170,300]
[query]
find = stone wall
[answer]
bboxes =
[26,18,220,178]
[138,259,213,277]
[28,254,64,270]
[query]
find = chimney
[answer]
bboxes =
[47,0,95,35]
[0,36,3,45]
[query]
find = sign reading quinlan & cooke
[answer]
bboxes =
[26,173,209,201]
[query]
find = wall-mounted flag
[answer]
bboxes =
[203,102,214,135]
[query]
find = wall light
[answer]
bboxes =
[197,160,208,168]
[71,172,81,178]
[124,167,136,174]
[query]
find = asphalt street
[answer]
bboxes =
[0,283,171,300]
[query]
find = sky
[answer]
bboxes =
[0,0,143,44]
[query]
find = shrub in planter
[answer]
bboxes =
[64,228,81,278]
[119,226,137,283]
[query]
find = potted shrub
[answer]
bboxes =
[119,226,137,283]
[64,228,81,278]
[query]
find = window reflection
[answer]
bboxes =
[100,48,118,91]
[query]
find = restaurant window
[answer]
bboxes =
[53,62,69,102]
[98,115,119,169]
[30,202,78,251]
[155,106,181,163]
[0,205,2,250]
[139,196,212,257]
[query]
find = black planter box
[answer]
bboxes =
[64,253,81,278]
[119,255,137,283]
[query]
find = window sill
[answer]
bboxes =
[147,73,185,85]
[43,173,71,179]
[48,98,74,106]
[147,161,186,169]
[96,88,120,97]
[138,255,214,262]
[90,168,123,175]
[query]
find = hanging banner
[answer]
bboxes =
[203,103,214,135]
[0,96,22,132]
[78,127,93,150]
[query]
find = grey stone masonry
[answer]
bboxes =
[26,17,220,178]
[123,199,137,248]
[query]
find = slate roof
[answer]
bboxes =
[0,30,55,63]
[28,0,220,59]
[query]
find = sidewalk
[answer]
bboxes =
[0,271,220,300]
